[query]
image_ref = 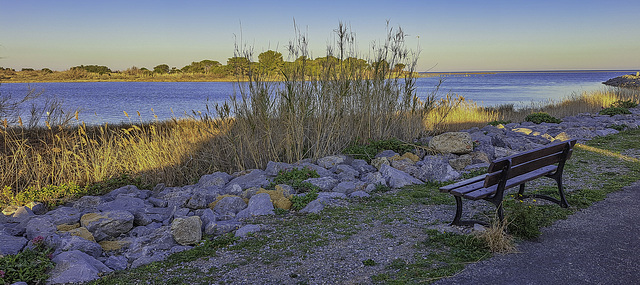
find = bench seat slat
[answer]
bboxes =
[439,174,487,192]
[489,140,576,173]
[464,165,558,200]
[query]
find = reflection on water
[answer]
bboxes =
[0,71,633,125]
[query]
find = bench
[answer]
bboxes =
[439,138,577,226]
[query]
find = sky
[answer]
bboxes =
[1,0,639,72]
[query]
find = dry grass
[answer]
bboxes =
[476,213,516,254]
[1,23,640,207]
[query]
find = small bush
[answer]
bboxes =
[599,106,631,116]
[343,138,416,163]
[290,190,318,211]
[362,259,376,266]
[506,200,541,240]
[0,236,54,285]
[524,112,562,124]
[609,124,628,131]
[269,168,319,193]
[611,99,638,109]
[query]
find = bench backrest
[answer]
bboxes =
[484,139,577,188]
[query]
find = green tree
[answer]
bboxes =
[71,65,111,74]
[392,63,406,73]
[153,64,170,74]
[227,57,251,76]
[258,50,284,75]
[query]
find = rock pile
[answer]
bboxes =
[603,74,640,89]
[1,108,639,284]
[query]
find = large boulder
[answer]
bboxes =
[212,196,247,217]
[80,211,135,242]
[224,169,270,194]
[317,155,347,169]
[197,172,233,188]
[55,235,103,258]
[236,193,274,219]
[0,232,28,256]
[303,177,339,192]
[417,156,461,182]
[379,164,423,188]
[48,250,113,284]
[25,216,56,240]
[170,216,202,246]
[429,132,473,154]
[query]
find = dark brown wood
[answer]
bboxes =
[488,140,576,173]
[484,153,563,187]
[464,165,558,200]
[439,174,487,192]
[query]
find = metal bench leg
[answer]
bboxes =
[451,196,463,226]
[517,184,526,199]
[554,176,569,208]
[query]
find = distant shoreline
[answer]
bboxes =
[602,73,640,89]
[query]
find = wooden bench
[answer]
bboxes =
[439,139,577,226]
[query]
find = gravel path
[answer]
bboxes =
[435,180,640,285]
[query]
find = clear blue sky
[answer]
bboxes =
[1,0,638,72]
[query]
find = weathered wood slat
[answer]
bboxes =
[439,174,487,192]
[484,153,563,187]
[464,165,558,200]
[488,140,574,173]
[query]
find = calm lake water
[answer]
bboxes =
[0,70,633,125]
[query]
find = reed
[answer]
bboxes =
[1,24,640,207]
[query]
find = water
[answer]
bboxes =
[0,71,633,125]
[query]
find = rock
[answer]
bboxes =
[45,206,83,226]
[332,181,357,194]
[205,220,242,236]
[494,147,517,158]
[198,172,233,188]
[361,172,387,186]
[376,150,399,158]
[103,185,147,201]
[97,197,147,214]
[56,235,103,258]
[236,193,274,219]
[212,196,247,216]
[199,208,217,230]
[335,164,360,180]
[80,211,135,242]
[171,216,202,246]
[73,196,104,212]
[595,128,619,137]
[390,156,416,172]
[370,157,390,170]
[350,159,377,174]
[235,224,261,237]
[417,156,461,182]
[470,151,491,164]
[26,201,47,215]
[2,205,19,216]
[264,161,294,176]
[224,169,269,193]
[317,192,348,199]
[379,164,423,188]
[25,217,56,240]
[303,177,339,192]
[429,132,473,154]
[99,240,130,252]
[186,192,216,210]
[349,191,371,198]
[317,155,346,169]
[449,154,473,171]
[299,198,328,214]
[48,250,113,284]
[65,227,96,242]
[256,188,292,210]
[0,232,28,256]
[12,206,35,222]
[147,197,168,208]
[104,255,129,271]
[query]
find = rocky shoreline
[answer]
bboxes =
[603,73,640,88]
[2,108,640,284]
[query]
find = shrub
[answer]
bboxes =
[524,112,562,124]
[609,124,628,131]
[269,168,319,193]
[0,236,55,284]
[599,106,631,116]
[290,190,318,211]
[343,138,416,163]
[611,99,638,109]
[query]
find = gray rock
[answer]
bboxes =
[131,251,169,268]
[186,192,216,210]
[303,177,339,192]
[72,196,103,212]
[317,155,346,169]
[361,172,387,186]
[205,220,242,236]
[213,196,247,216]
[235,224,261,237]
[595,128,619,137]
[25,216,56,240]
[298,162,334,177]
[97,197,147,214]
[198,172,233,188]
[12,206,35,222]
[335,164,360,180]
[104,255,128,271]
[417,156,461,182]
[332,181,357,194]
[80,211,135,242]
[299,197,328,214]
[449,154,473,171]
[147,197,168,208]
[171,216,202,246]
[379,164,424,188]
[349,191,371,198]
[350,159,377,174]
[265,161,294,176]
[224,169,269,193]
[56,235,103,258]
[48,250,113,284]
[370,157,390,170]
[0,232,28,256]
[103,185,147,201]
[199,208,217,230]
[236,193,274,219]
[494,147,518,158]
[26,201,47,215]
[44,206,82,225]
[317,192,348,199]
